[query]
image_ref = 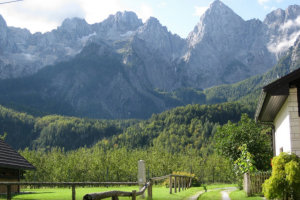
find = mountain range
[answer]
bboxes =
[0,0,299,119]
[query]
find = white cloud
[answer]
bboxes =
[268,31,300,54]
[194,6,209,17]
[268,16,300,54]
[136,4,153,22]
[258,0,270,5]
[0,0,126,33]
[280,16,300,31]
[78,0,124,24]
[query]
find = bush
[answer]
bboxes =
[262,153,300,199]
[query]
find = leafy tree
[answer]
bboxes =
[214,114,272,171]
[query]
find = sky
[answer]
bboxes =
[0,0,299,38]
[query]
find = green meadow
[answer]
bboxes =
[0,184,236,200]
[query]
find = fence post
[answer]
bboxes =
[178,177,181,192]
[169,175,172,194]
[244,173,251,196]
[138,160,146,199]
[147,180,153,200]
[174,176,177,193]
[72,184,76,200]
[112,196,119,200]
[7,185,11,200]
[132,190,136,200]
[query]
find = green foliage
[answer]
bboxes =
[214,114,272,171]
[234,144,257,190]
[234,144,257,176]
[20,146,234,184]
[262,153,300,200]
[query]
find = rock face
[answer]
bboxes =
[183,0,275,87]
[265,5,300,59]
[0,1,299,118]
[0,2,299,87]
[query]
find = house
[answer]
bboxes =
[255,68,300,157]
[0,139,35,193]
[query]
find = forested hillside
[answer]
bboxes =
[98,103,253,152]
[0,100,251,151]
[0,105,138,150]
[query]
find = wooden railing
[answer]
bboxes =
[83,181,150,200]
[0,182,138,200]
[83,174,193,200]
[151,174,193,194]
[0,176,193,200]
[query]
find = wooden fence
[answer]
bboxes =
[244,172,271,196]
[0,182,138,200]
[83,174,193,200]
[83,181,150,200]
[151,174,192,194]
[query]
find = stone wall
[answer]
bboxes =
[288,87,300,156]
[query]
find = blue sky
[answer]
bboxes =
[0,0,299,38]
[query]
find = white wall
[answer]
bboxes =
[274,99,291,155]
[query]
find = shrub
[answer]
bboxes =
[262,153,300,199]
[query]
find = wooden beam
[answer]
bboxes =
[147,181,152,200]
[174,176,177,193]
[7,185,11,200]
[132,190,136,200]
[169,175,172,194]
[72,185,76,200]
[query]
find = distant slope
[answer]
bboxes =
[0,99,251,151]
[0,42,183,119]
[0,104,138,150]
[97,102,253,152]
[204,35,300,106]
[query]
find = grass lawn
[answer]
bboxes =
[0,186,202,200]
[229,190,264,200]
[0,186,137,200]
[0,184,236,200]
[197,190,222,200]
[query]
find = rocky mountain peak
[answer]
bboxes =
[187,0,244,47]
[264,5,300,25]
[61,17,89,31]
[114,11,142,26]
[264,8,286,25]
[103,11,142,31]
[141,17,165,32]
[286,5,300,20]
[0,14,8,47]
[0,14,7,28]
[205,0,239,19]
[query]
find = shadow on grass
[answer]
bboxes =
[0,191,54,200]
